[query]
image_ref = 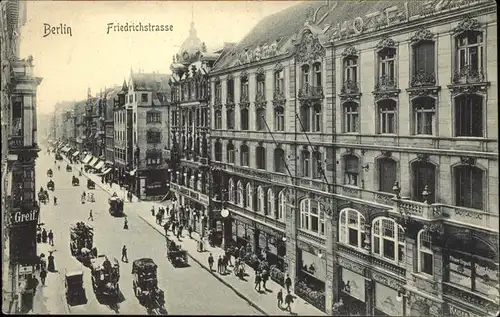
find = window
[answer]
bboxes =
[228,179,235,201]
[236,181,243,206]
[455,166,483,210]
[226,142,235,164]
[274,69,284,94]
[274,148,286,173]
[256,108,266,131]
[301,65,310,88]
[227,109,235,130]
[214,110,222,129]
[344,155,359,186]
[146,112,161,123]
[147,130,161,144]
[455,95,483,137]
[267,189,275,217]
[313,104,322,132]
[300,105,311,132]
[241,76,249,99]
[240,108,249,130]
[413,41,435,76]
[378,100,397,134]
[133,113,137,124]
[379,48,396,80]
[246,183,253,210]
[379,158,397,193]
[312,150,322,179]
[456,31,483,73]
[343,102,359,133]
[227,79,235,103]
[417,230,433,276]
[240,144,249,166]
[344,57,358,83]
[215,80,221,101]
[372,217,405,263]
[274,107,285,131]
[141,93,148,103]
[413,97,435,135]
[256,72,265,96]
[146,151,162,166]
[214,140,222,161]
[300,199,325,236]
[257,186,265,213]
[339,208,366,249]
[313,62,322,87]
[301,150,310,177]
[278,190,286,220]
[256,146,266,170]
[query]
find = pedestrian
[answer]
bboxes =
[53,196,57,205]
[217,255,223,274]
[254,272,262,291]
[262,268,269,289]
[39,269,47,286]
[88,210,93,221]
[41,229,47,243]
[178,224,183,238]
[285,274,292,293]
[163,222,169,236]
[171,221,176,233]
[225,249,233,267]
[198,239,204,252]
[151,206,155,216]
[124,218,128,229]
[277,289,283,308]
[121,245,128,262]
[208,253,214,272]
[222,255,228,274]
[285,291,294,312]
[188,226,193,239]
[48,230,54,246]
[47,251,56,272]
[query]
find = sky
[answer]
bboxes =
[19,0,301,115]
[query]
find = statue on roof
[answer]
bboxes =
[202,42,207,53]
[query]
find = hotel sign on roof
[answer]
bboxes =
[330,0,484,41]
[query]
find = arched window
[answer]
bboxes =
[257,186,265,213]
[313,104,322,132]
[372,217,405,263]
[226,142,235,164]
[267,189,275,217]
[301,64,310,87]
[274,148,286,173]
[456,31,483,73]
[246,183,253,210]
[377,99,397,134]
[343,102,359,133]
[278,190,286,220]
[343,56,358,84]
[228,179,234,202]
[339,208,365,249]
[236,181,243,206]
[417,229,433,276]
[454,165,483,210]
[214,140,222,162]
[300,199,325,236]
[344,155,359,186]
[240,144,249,166]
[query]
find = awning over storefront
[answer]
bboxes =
[82,155,92,165]
[101,168,113,175]
[94,161,105,171]
[72,151,80,157]
[88,157,99,167]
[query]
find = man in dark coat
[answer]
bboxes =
[277,289,283,308]
[40,269,47,286]
[285,291,294,312]
[217,255,223,274]
[254,272,262,292]
[285,274,292,293]
[41,229,48,243]
[208,253,214,272]
[48,230,54,246]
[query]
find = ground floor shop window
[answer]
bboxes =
[296,249,326,311]
[374,282,402,316]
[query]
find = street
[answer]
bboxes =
[35,150,263,315]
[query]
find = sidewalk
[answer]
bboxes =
[62,154,326,316]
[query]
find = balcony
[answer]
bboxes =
[407,70,440,97]
[298,83,324,101]
[272,90,286,107]
[339,79,361,102]
[436,204,498,232]
[373,75,400,99]
[8,136,23,149]
[443,283,498,315]
[393,197,441,221]
[452,65,485,84]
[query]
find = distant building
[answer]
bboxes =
[114,80,130,185]
[104,86,120,181]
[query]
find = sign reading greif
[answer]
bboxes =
[10,208,39,226]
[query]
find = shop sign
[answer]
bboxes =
[199,194,209,206]
[375,283,402,316]
[254,222,282,237]
[232,213,254,227]
[449,304,476,317]
[331,0,482,41]
[18,265,33,275]
[237,41,279,66]
[189,191,199,200]
[342,268,366,302]
[10,208,39,226]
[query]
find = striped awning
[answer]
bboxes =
[94,161,105,171]
[88,157,99,167]
[82,155,92,165]
[72,151,80,157]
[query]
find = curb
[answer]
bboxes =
[137,214,269,316]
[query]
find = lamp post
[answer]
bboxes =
[220,207,229,249]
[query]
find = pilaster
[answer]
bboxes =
[285,189,298,293]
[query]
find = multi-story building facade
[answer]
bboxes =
[73,100,86,153]
[168,21,222,237]
[1,0,42,313]
[104,87,119,181]
[127,70,171,200]
[113,80,130,186]
[209,0,498,316]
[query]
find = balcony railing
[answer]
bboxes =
[393,197,440,220]
[298,83,324,100]
[340,79,360,94]
[410,70,437,87]
[8,136,23,149]
[273,90,285,101]
[452,65,485,84]
[375,75,397,90]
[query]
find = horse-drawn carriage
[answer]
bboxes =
[87,179,95,190]
[166,237,188,267]
[38,188,48,204]
[66,164,72,172]
[132,258,165,310]
[72,175,80,186]
[90,255,120,298]
[65,270,85,303]
[109,194,124,216]
[47,169,53,178]
[47,180,55,191]
[55,153,63,161]
[70,222,97,266]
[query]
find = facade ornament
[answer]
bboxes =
[416,153,429,162]
[453,17,480,35]
[339,93,361,102]
[341,46,359,58]
[375,37,396,51]
[460,156,476,166]
[373,90,400,100]
[226,73,233,81]
[295,30,325,64]
[447,82,489,96]
[345,148,355,156]
[410,28,435,44]
[407,86,440,98]
[240,70,248,79]
[274,62,284,72]
[381,150,392,158]
[338,257,364,275]
[317,197,333,216]
[256,66,264,76]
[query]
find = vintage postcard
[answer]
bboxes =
[1,0,498,315]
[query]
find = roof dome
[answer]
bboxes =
[177,22,205,64]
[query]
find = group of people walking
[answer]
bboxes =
[37,227,55,246]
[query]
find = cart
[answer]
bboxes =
[47,169,53,177]
[90,255,120,298]
[65,270,85,303]
[70,222,97,266]
[108,196,124,216]
[132,258,165,309]
[87,179,95,190]
[166,238,188,267]
[47,180,55,191]
[55,153,63,161]
[72,176,80,186]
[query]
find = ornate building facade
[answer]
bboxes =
[208,0,498,316]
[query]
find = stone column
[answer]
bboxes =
[324,198,339,315]
[365,273,374,315]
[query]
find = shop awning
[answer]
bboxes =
[88,157,99,167]
[61,146,70,153]
[72,151,80,157]
[101,168,112,175]
[94,161,105,171]
[82,155,93,165]
[129,169,137,176]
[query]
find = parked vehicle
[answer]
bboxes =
[87,179,95,190]
[108,195,124,216]
[132,258,165,309]
[66,165,72,172]
[65,270,85,302]
[55,153,63,160]
[47,169,53,177]
[72,176,80,186]
[166,237,188,267]
[90,255,120,298]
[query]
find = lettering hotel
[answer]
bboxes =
[189,0,498,316]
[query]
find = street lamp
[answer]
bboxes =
[221,207,229,248]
